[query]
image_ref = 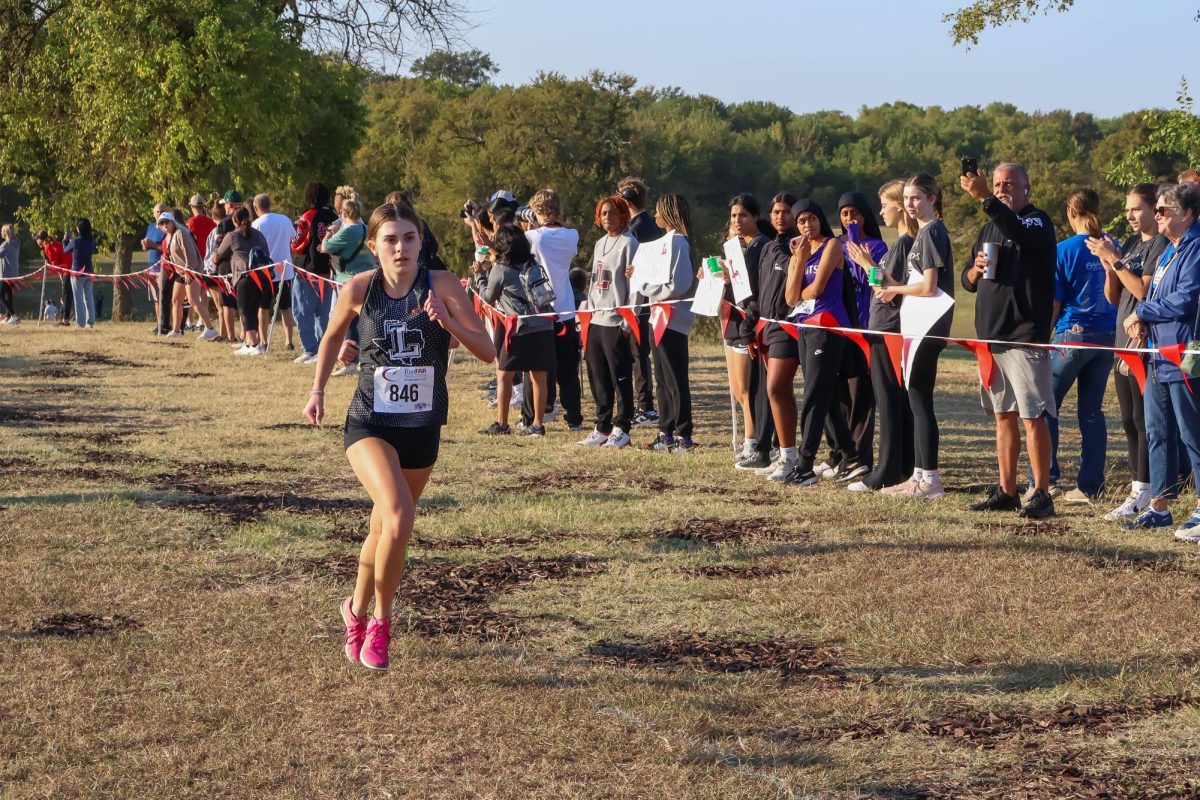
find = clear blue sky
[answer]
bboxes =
[456,0,1195,118]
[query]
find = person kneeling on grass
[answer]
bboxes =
[475,225,555,437]
[304,202,494,671]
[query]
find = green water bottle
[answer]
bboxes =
[868,266,883,287]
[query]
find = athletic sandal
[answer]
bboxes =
[340,597,366,664]
[359,617,391,671]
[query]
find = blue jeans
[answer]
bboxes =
[293,277,334,355]
[71,274,95,327]
[1144,376,1200,500]
[1044,328,1113,496]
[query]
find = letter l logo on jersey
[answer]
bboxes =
[377,320,425,364]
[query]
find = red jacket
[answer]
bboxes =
[42,241,69,269]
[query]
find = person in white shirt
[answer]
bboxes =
[253,193,298,349]
[523,189,583,430]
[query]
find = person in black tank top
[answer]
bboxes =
[304,202,495,672]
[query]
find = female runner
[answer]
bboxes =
[304,202,495,671]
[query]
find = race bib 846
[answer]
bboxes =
[373,366,434,414]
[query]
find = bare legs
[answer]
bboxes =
[724,346,753,438]
[994,411,1051,496]
[345,438,433,620]
[767,356,798,449]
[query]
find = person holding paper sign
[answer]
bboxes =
[868,174,955,499]
[642,193,697,452]
[721,194,770,461]
[844,180,916,492]
[617,176,662,427]
[579,195,638,448]
[781,200,856,487]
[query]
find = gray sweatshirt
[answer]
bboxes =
[588,233,637,326]
[481,261,553,335]
[641,232,695,334]
[0,239,19,278]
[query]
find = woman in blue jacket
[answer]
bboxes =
[1121,182,1200,535]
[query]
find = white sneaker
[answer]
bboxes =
[814,461,836,479]
[603,428,630,448]
[578,429,608,447]
[301,354,318,365]
[6,316,19,325]
[294,351,314,364]
[233,344,256,356]
[847,480,875,493]
[910,480,946,500]
[165,330,182,338]
[768,460,800,482]
[543,404,562,423]
[331,363,359,377]
[735,441,756,463]
[509,384,525,407]
[251,344,267,356]
[198,327,218,341]
[754,453,785,476]
[1104,490,1150,522]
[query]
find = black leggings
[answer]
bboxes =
[653,328,692,439]
[798,330,854,471]
[584,324,634,434]
[1114,369,1149,484]
[60,277,73,322]
[236,275,262,332]
[908,337,946,470]
[864,335,914,489]
[0,283,13,316]
[750,352,775,456]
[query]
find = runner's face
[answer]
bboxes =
[1126,194,1154,235]
[879,198,902,229]
[770,203,794,234]
[369,219,421,271]
[796,212,822,238]
[599,202,623,235]
[839,206,864,231]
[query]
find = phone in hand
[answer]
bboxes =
[846,222,862,244]
[961,156,978,177]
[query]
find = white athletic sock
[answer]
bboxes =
[911,469,922,482]
[922,469,941,485]
[744,438,757,448]
[781,446,798,463]
[1132,481,1150,494]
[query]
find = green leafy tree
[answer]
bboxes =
[411,49,498,87]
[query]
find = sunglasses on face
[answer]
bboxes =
[1155,206,1181,216]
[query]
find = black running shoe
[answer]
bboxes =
[789,469,820,488]
[481,422,511,435]
[969,485,1021,512]
[1019,488,1056,519]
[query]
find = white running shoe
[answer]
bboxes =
[881,478,919,497]
[909,480,946,500]
[542,404,562,423]
[1104,490,1150,522]
[603,427,630,448]
[198,327,218,341]
[301,354,318,365]
[814,461,836,479]
[294,351,314,364]
[331,363,359,377]
[847,480,875,493]
[165,330,182,338]
[509,384,524,407]
[233,344,256,356]
[578,429,608,447]
[754,453,785,476]
[768,460,800,482]
[6,316,20,325]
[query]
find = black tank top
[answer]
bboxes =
[347,267,451,428]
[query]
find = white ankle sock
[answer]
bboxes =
[1132,481,1150,494]
[922,469,941,485]
[781,446,798,462]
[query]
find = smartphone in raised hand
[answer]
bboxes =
[961,156,978,177]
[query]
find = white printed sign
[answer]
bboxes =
[722,237,754,303]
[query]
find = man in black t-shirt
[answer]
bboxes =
[960,162,1058,519]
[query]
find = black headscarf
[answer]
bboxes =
[790,199,835,239]
[836,191,883,240]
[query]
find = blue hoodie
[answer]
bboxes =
[1135,221,1200,383]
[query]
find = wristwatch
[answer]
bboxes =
[1112,259,1125,272]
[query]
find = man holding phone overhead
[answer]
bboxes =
[960,161,1058,519]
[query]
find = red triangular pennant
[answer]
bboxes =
[884,332,905,386]
[955,340,995,388]
[617,307,641,346]
[1159,342,1191,392]
[650,303,672,346]
[1115,350,1147,395]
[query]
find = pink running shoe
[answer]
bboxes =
[360,616,391,671]
[340,597,366,664]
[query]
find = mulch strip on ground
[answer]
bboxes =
[679,564,791,579]
[586,632,848,683]
[25,613,142,638]
[42,349,148,368]
[647,517,807,546]
[171,372,214,378]
[25,367,88,379]
[396,555,607,640]
[800,693,1200,749]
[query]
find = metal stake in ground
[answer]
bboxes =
[264,265,285,354]
[36,266,48,328]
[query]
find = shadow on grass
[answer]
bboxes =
[0,490,134,506]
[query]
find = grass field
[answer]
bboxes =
[3,318,1200,799]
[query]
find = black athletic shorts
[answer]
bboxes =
[767,338,800,360]
[344,418,441,469]
[277,280,292,312]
